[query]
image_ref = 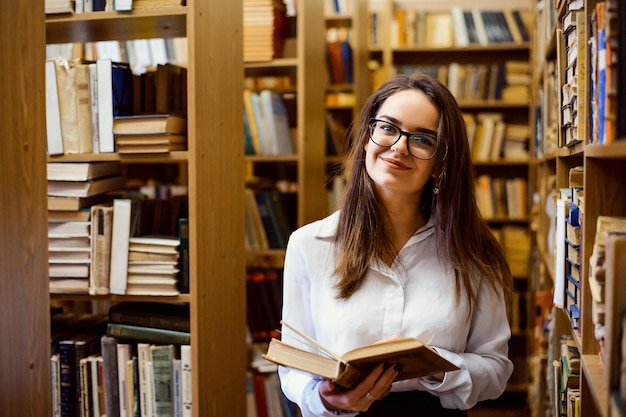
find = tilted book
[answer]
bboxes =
[263,321,459,389]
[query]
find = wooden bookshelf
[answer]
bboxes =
[530,0,626,416]
[4,3,247,416]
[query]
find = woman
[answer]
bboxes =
[278,73,513,416]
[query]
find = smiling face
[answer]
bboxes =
[364,89,441,200]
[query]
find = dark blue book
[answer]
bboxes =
[511,10,530,42]
[463,11,479,44]
[339,40,353,84]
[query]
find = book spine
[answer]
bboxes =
[150,345,175,417]
[181,345,192,417]
[177,218,190,294]
[101,336,121,417]
[107,323,191,345]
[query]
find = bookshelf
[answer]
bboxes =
[530,0,626,416]
[243,1,335,274]
[1,3,50,416]
[366,1,534,408]
[34,3,245,417]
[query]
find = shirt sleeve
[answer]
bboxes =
[279,228,349,416]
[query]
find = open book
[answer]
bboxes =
[263,321,459,389]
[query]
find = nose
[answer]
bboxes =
[389,134,410,156]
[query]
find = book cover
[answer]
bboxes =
[149,344,175,417]
[101,335,121,417]
[47,161,122,182]
[117,343,131,417]
[90,203,113,295]
[180,345,192,417]
[54,57,80,155]
[107,323,191,345]
[113,114,187,135]
[47,175,125,198]
[46,59,64,155]
[75,61,94,154]
[259,90,294,155]
[109,199,132,295]
[108,301,190,332]
[137,343,153,417]
[263,321,459,389]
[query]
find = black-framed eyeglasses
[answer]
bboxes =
[368,118,440,160]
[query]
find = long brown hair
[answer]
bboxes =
[333,73,512,313]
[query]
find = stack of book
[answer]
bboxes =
[243,89,295,156]
[243,0,288,62]
[126,235,181,296]
[47,161,123,294]
[47,161,123,211]
[112,113,187,154]
[49,219,92,293]
[106,301,190,344]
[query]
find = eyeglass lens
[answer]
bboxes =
[369,120,438,159]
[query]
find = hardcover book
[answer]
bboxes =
[263,321,459,389]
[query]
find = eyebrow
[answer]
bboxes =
[376,115,438,136]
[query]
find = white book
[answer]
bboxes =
[96,59,115,153]
[553,198,566,309]
[471,9,489,46]
[89,62,100,153]
[117,343,131,417]
[181,344,192,417]
[149,38,169,66]
[45,59,64,155]
[90,356,101,417]
[260,90,294,155]
[137,343,153,417]
[109,199,132,295]
[451,7,469,47]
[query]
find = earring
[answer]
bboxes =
[433,185,440,195]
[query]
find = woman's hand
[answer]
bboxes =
[318,364,399,413]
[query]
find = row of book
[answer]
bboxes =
[588,1,619,145]
[46,55,188,156]
[553,334,581,417]
[376,7,531,49]
[326,27,354,85]
[396,60,531,104]
[51,302,191,417]
[47,38,188,77]
[466,112,530,162]
[245,189,297,251]
[553,165,584,333]
[491,225,531,279]
[244,89,295,156]
[246,268,283,343]
[475,175,528,221]
[47,161,189,295]
[243,0,289,63]
[247,371,298,417]
[46,0,184,14]
[557,1,585,147]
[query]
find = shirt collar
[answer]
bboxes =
[314,210,436,240]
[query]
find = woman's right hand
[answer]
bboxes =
[318,364,399,413]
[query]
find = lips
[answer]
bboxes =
[381,157,410,170]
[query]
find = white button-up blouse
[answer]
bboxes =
[278,211,513,417]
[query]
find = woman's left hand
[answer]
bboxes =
[318,363,398,413]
